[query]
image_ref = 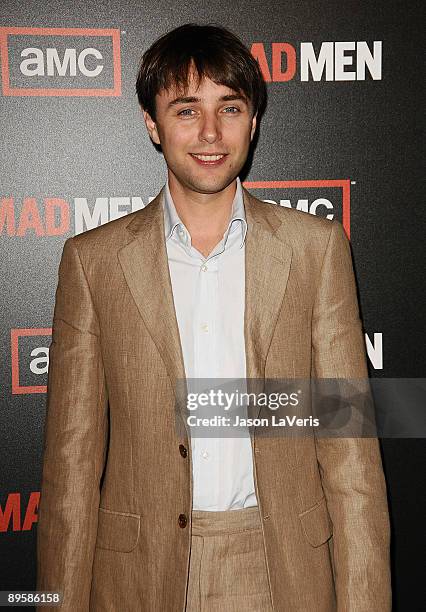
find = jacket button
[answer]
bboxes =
[178,513,188,528]
[179,444,188,458]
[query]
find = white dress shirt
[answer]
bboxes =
[163,177,258,511]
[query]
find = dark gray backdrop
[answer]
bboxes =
[0,1,424,609]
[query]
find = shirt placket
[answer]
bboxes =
[192,254,221,507]
[194,257,218,378]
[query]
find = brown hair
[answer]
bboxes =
[136,23,266,120]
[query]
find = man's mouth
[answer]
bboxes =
[190,153,228,165]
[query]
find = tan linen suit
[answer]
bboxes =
[36,187,391,611]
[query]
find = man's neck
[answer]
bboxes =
[168,174,237,245]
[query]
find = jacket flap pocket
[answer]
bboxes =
[299,497,333,548]
[96,507,140,553]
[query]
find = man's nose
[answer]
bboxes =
[198,113,222,144]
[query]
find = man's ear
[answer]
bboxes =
[143,110,161,146]
[250,113,257,141]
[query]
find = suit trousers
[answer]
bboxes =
[185,506,274,611]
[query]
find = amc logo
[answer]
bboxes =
[0,27,121,96]
[11,328,51,394]
[244,179,351,237]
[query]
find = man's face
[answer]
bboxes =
[143,73,257,195]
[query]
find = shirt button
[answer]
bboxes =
[202,450,209,459]
[201,264,208,272]
[179,444,187,458]
[178,513,188,528]
[201,324,209,333]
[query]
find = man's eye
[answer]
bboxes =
[178,109,195,116]
[223,106,240,113]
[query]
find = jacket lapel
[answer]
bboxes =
[243,188,293,418]
[118,190,186,394]
[117,187,293,422]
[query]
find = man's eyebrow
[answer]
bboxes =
[219,94,248,103]
[167,93,248,108]
[168,96,200,108]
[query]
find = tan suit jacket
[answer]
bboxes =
[36,187,391,611]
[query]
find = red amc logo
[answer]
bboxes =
[243,179,351,238]
[0,27,121,96]
[11,327,51,394]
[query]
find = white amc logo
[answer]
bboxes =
[0,27,121,97]
[20,47,103,77]
[266,197,334,219]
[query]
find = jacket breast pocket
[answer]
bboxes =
[299,496,333,547]
[95,507,141,553]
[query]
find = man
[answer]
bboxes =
[37,24,391,611]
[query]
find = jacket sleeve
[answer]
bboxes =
[311,220,391,611]
[36,237,109,611]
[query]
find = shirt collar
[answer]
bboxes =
[163,177,247,249]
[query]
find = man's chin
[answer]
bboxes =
[184,174,238,195]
